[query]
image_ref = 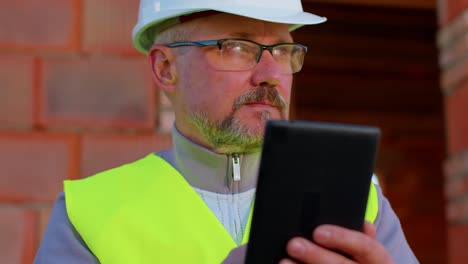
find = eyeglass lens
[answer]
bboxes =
[205,39,306,74]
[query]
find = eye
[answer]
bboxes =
[273,45,293,57]
[223,40,257,55]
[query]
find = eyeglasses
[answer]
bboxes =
[165,38,308,74]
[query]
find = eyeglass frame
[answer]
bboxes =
[163,38,308,73]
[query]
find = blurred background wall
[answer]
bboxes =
[0,0,467,263]
[0,1,173,263]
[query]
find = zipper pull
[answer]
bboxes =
[232,153,241,181]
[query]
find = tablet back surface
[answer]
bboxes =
[245,120,380,263]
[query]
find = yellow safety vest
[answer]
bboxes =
[64,154,379,263]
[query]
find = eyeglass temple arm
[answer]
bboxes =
[166,40,218,48]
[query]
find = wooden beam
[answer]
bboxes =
[303,0,436,10]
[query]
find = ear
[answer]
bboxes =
[149,45,177,94]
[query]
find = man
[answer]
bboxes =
[35,0,418,263]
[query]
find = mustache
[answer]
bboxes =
[232,86,287,112]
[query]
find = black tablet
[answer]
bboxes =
[245,120,380,263]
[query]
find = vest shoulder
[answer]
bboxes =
[64,154,171,191]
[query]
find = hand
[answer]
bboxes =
[280,222,395,264]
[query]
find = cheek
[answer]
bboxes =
[179,68,245,118]
[279,76,293,102]
[199,74,248,114]
[177,56,212,105]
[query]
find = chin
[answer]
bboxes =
[242,112,278,135]
[248,122,267,136]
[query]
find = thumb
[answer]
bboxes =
[363,221,377,239]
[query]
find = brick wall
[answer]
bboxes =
[1,0,463,263]
[438,2,468,263]
[0,1,173,262]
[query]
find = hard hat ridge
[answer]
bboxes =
[132,0,327,54]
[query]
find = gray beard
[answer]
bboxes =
[189,86,288,154]
[190,110,268,153]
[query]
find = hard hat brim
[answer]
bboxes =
[132,7,326,54]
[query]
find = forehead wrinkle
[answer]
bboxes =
[190,13,293,41]
[226,31,293,44]
[260,21,293,43]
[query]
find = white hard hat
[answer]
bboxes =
[132,0,327,54]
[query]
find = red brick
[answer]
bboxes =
[440,0,468,26]
[40,56,155,130]
[38,207,53,245]
[438,9,468,53]
[438,31,468,70]
[447,196,468,223]
[82,0,141,55]
[0,207,38,264]
[445,176,468,200]
[445,85,468,154]
[444,151,468,179]
[448,224,468,264]
[80,133,172,177]
[444,152,468,200]
[0,132,79,203]
[0,55,35,127]
[438,0,448,26]
[440,57,468,95]
[0,0,80,52]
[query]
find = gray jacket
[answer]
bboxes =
[35,129,419,263]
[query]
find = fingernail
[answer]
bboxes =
[289,239,305,256]
[279,259,295,264]
[315,227,331,242]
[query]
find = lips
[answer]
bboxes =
[244,101,276,107]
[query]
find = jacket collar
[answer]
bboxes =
[156,127,260,194]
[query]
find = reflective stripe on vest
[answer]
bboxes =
[64,154,379,264]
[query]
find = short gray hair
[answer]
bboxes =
[151,18,197,45]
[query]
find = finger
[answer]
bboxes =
[313,225,394,264]
[363,221,377,239]
[285,237,357,264]
[278,258,298,264]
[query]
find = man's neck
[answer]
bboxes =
[156,127,260,194]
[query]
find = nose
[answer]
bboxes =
[250,49,284,87]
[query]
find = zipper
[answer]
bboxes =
[232,153,241,181]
